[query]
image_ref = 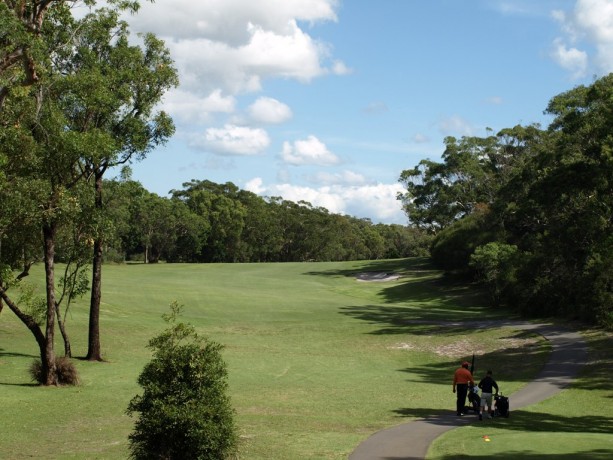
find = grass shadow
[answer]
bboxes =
[391,407,613,434]
[0,350,37,359]
[0,381,39,387]
[433,452,613,459]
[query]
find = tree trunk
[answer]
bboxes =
[0,287,46,356]
[86,173,104,361]
[42,222,58,385]
[56,302,71,357]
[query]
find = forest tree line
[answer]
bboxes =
[398,74,613,327]
[101,176,430,264]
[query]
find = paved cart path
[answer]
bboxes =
[349,322,588,460]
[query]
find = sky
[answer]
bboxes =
[92,0,613,224]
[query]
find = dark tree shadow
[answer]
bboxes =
[303,257,435,281]
[425,451,613,460]
[390,407,613,435]
[0,350,37,359]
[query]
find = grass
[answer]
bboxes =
[0,258,604,459]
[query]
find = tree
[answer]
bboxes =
[0,57,86,384]
[53,7,177,360]
[398,127,542,233]
[494,74,613,323]
[0,1,148,110]
[127,302,237,460]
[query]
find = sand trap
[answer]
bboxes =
[355,272,401,282]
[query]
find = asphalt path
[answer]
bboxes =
[348,321,588,460]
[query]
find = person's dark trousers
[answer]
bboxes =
[456,384,468,415]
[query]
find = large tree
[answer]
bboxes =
[54,7,177,360]
[0,56,87,384]
[398,126,542,233]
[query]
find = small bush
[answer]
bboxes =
[127,302,237,459]
[29,356,80,385]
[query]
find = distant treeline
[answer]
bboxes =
[99,178,431,264]
[398,74,613,327]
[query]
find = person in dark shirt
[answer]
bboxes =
[477,370,499,420]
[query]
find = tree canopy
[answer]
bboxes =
[399,74,613,327]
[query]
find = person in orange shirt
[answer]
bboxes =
[452,361,475,416]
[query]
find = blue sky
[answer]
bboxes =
[107,0,612,224]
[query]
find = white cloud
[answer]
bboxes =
[191,124,271,155]
[438,115,474,136]
[550,38,589,79]
[247,180,406,224]
[412,133,430,144]
[128,0,338,45]
[247,97,293,124]
[363,101,388,114]
[163,88,236,124]
[281,135,341,166]
[332,60,353,75]
[245,177,266,194]
[309,170,368,186]
[485,96,504,105]
[124,0,342,96]
[552,0,613,77]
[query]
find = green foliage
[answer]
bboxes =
[469,242,519,305]
[430,207,496,271]
[127,302,237,460]
[17,281,47,326]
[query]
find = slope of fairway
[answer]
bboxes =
[0,259,552,459]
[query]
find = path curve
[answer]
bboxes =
[349,321,588,460]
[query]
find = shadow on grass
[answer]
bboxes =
[307,258,502,321]
[0,350,37,359]
[391,408,613,434]
[433,451,613,459]
[304,257,435,280]
[0,381,39,387]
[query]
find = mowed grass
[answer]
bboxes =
[0,258,582,459]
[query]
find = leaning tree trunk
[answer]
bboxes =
[86,173,104,361]
[42,222,58,385]
[55,302,72,357]
[0,287,47,362]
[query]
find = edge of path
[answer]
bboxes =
[348,321,589,460]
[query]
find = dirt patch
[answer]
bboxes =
[356,272,401,282]
[389,336,540,358]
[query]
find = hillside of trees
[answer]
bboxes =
[398,74,613,328]
[102,176,431,264]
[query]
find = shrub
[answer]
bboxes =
[127,302,237,460]
[29,356,80,385]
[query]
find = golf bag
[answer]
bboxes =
[494,393,510,418]
[465,384,480,413]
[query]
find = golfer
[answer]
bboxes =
[478,370,499,420]
[452,361,474,416]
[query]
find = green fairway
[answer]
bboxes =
[0,258,596,459]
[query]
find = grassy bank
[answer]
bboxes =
[1,259,555,458]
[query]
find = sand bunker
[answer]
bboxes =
[355,272,401,282]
